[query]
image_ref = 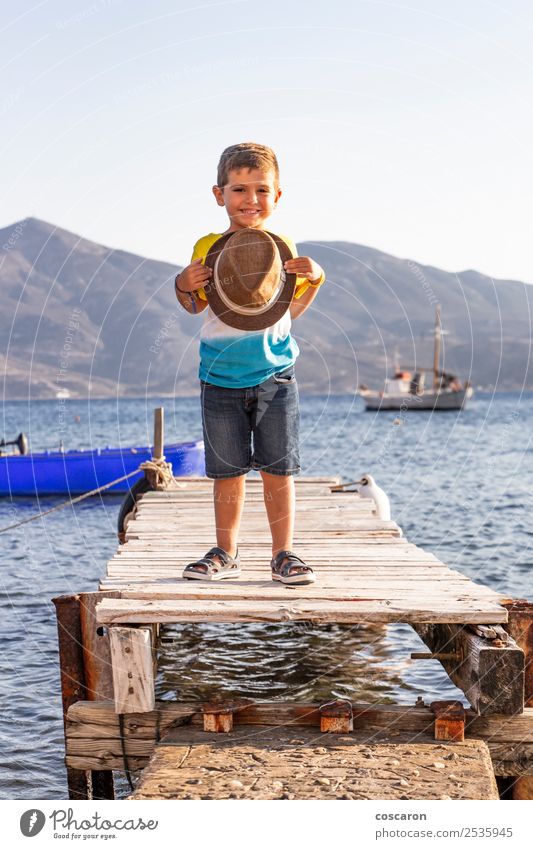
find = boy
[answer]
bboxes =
[174,142,325,585]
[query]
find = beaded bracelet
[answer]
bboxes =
[175,276,194,294]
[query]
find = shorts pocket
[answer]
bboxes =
[273,367,296,384]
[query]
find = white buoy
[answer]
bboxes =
[353,474,391,521]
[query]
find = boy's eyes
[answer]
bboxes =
[232,187,270,192]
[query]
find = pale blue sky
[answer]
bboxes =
[2,0,533,281]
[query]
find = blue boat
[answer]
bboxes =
[0,439,205,496]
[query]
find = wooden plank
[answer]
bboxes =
[118,530,410,557]
[129,726,498,800]
[108,627,155,714]
[66,699,533,741]
[65,700,533,777]
[100,576,496,589]
[97,597,508,626]
[99,585,502,601]
[413,623,524,715]
[94,583,505,605]
[79,592,118,701]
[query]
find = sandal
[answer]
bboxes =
[182,546,241,581]
[270,550,316,586]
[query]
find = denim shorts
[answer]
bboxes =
[200,365,300,479]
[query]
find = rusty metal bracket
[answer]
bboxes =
[201,700,251,733]
[319,699,353,733]
[430,700,466,742]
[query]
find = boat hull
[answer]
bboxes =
[0,441,205,496]
[362,388,473,411]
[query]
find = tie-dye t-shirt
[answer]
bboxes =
[190,232,315,389]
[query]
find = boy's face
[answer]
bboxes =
[212,167,282,232]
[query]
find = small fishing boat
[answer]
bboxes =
[358,306,473,411]
[0,437,205,496]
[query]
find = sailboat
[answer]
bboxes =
[358,306,473,411]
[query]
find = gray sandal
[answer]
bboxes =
[182,546,241,581]
[271,550,316,586]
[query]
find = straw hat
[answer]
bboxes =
[204,229,297,331]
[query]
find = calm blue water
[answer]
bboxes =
[1,393,532,799]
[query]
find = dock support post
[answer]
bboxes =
[53,594,90,800]
[79,592,118,799]
[54,594,118,800]
[503,599,533,799]
[412,623,524,715]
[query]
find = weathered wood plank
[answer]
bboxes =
[129,726,499,800]
[66,699,533,742]
[108,627,155,714]
[65,700,533,777]
[97,597,508,626]
[413,623,524,715]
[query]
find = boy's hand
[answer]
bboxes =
[176,258,212,292]
[284,256,324,283]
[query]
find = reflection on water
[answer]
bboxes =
[156,622,464,706]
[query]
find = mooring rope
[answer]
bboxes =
[0,456,182,534]
[139,457,175,490]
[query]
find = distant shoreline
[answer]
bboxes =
[3,389,532,403]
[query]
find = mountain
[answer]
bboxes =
[1,217,531,398]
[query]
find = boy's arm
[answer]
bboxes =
[285,256,325,320]
[289,276,323,319]
[175,251,211,314]
[175,272,209,314]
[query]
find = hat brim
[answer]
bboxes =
[204,231,297,331]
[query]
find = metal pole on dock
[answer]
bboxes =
[153,407,164,461]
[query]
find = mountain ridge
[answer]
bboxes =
[1,217,531,398]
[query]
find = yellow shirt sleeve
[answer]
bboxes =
[189,234,222,301]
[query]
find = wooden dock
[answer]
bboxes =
[99,476,508,626]
[53,446,533,800]
[128,726,499,801]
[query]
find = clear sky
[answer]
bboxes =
[2,0,533,281]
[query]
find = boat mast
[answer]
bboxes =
[433,304,441,390]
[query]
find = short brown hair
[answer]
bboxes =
[217,142,279,187]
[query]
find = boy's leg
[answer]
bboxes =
[200,381,253,569]
[261,470,314,583]
[259,470,294,556]
[213,474,246,558]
